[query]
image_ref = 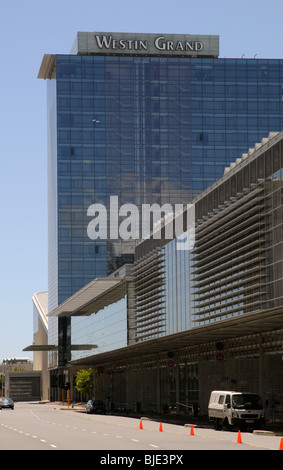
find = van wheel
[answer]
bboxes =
[224,418,232,431]
[214,419,222,430]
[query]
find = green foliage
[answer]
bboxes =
[0,374,4,390]
[75,368,94,397]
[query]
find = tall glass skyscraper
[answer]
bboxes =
[39,32,283,369]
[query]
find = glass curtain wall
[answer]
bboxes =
[54,55,283,309]
[162,238,192,335]
[190,59,283,193]
[54,55,194,309]
[71,297,127,362]
[49,53,283,366]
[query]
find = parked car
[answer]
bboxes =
[86,399,106,414]
[0,398,14,410]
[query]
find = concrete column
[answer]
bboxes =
[127,281,136,346]
[176,363,180,414]
[259,334,264,399]
[157,366,161,413]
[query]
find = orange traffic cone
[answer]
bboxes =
[159,422,163,432]
[279,438,283,450]
[236,430,242,444]
[190,425,194,436]
[139,420,143,429]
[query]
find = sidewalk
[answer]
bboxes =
[57,401,283,435]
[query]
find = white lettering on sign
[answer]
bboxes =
[154,36,203,52]
[94,34,204,54]
[95,35,148,51]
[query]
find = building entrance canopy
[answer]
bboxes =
[48,276,132,318]
[70,307,283,366]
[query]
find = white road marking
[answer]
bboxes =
[0,421,57,449]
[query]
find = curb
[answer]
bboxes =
[253,429,283,436]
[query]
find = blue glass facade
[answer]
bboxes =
[42,44,283,369]
[190,59,283,190]
[71,297,127,362]
[135,238,193,342]
[163,238,192,335]
[49,55,283,312]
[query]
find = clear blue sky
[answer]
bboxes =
[1,0,283,361]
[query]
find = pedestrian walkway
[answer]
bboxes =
[57,401,283,436]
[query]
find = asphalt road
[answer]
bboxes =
[0,401,282,453]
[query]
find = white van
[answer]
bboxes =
[208,390,265,430]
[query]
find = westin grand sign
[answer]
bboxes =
[73,32,219,57]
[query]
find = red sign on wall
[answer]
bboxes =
[216,352,224,361]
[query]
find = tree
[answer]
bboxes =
[75,368,94,399]
[0,374,4,397]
